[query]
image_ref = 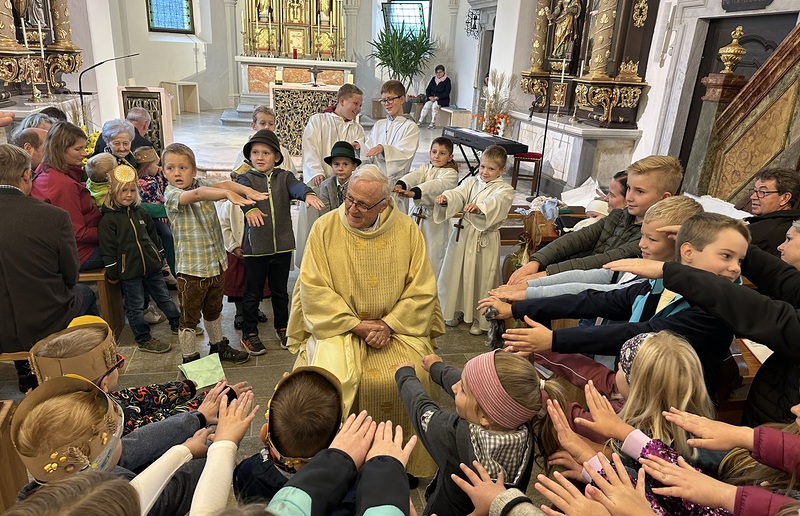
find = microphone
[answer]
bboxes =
[78,53,140,128]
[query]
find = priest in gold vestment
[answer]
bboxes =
[287,165,444,477]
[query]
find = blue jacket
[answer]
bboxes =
[512,277,735,397]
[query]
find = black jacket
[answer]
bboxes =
[237,167,313,256]
[663,249,800,425]
[511,279,735,397]
[746,208,800,258]
[99,204,164,281]
[425,77,451,107]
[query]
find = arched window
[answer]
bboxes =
[382,1,431,35]
[146,0,195,34]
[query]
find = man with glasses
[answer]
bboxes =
[296,83,366,268]
[287,165,445,479]
[363,80,420,213]
[746,167,800,257]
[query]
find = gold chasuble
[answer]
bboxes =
[287,200,445,477]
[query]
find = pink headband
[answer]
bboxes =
[462,351,537,429]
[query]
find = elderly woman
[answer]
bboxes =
[99,118,138,167]
[30,121,102,271]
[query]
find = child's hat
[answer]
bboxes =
[619,332,655,384]
[585,199,609,216]
[244,129,284,166]
[133,146,159,164]
[11,375,125,482]
[111,164,137,184]
[29,317,117,384]
[324,140,361,166]
[463,350,537,429]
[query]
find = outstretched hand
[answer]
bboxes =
[640,454,736,512]
[502,316,553,354]
[451,461,506,516]
[603,259,664,279]
[546,399,596,465]
[583,453,656,516]
[574,380,633,442]
[662,407,754,451]
[366,420,417,467]
[213,392,259,445]
[476,296,513,319]
[329,411,377,470]
[197,380,231,425]
[306,195,325,210]
[535,471,610,516]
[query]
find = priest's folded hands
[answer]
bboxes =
[352,319,392,349]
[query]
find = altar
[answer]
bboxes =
[236,55,356,97]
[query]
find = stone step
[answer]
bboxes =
[220,108,252,126]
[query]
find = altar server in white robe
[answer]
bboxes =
[393,136,458,278]
[433,145,514,335]
[296,84,365,268]
[362,80,419,214]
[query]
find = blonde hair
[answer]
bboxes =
[85,153,116,183]
[618,331,714,459]
[104,170,141,209]
[675,213,751,262]
[34,328,117,369]
[14,391,109,459]
[252,105,275,124]
[481,145,508,170]
[3,471,139,516]
[627,155,683,196]
[380,80,406,97]
[162,142,197,170]
[643,195,703,226]
[487,353,569,473]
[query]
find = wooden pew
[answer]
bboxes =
[78,270,126,338]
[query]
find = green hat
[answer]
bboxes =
[244,129,284,167]
[324,141,361,166]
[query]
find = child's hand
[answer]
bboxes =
[197,380,230,425]
[365,145,384,158]
[476,296,513,319]
[351,141,361,151]
[641,454,736,512]
[463,203,481,214]
[451,461,506,515]
[662,407,754,451]
[487,284,527,302]
[502,316,553,354]
[396,361,415,372]
[213,392,259,445]
[400,189,416,198]
[244,187,269,202]
[507,261,540,285]
[365,421,417,466]
[434,195,448,205]
[392,185,404,193]
[305,195,325,210]
[329,411,377,470]
[535,471,610,516]
[603,258,665,278]
[227,190,256,207]
[421,354,442,372]
[229,380,252,397]
[233,247,244,259]
[584,453,656,516]
[656,225,681,240]
[574,380,633,442]
[245,209,267,228]
[546,399,596,464]
[310,173,325,187]
[183,427,213,458]
[547,450,585,481]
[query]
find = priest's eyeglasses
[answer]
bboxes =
[379,95,402,105]
[344,195,386,212]
[748,188,780,198]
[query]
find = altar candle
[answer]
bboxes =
[21,21,28,49]
[579,61,584,77]
[37,21,44,59]
[268,20,272,50]
[560,58,566,83]
[241,10,245,30]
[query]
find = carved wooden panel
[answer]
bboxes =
[271,86,337,155]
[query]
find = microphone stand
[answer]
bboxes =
[78,53,140,129]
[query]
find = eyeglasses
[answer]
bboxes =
[748,188,781,198]
[344,195,386,212]
[95,353,125,384]
[379,95,403,105]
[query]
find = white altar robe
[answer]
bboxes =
[362,115,419,214]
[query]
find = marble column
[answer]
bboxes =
[527,0,549,73]
[448,0,460,51]
[342,0,359,62]
[588,0,615,80]
[684,73,747,195]
[224,0,239,105]
[0,0,25,52]
[49,0,80,51]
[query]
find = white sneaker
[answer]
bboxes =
[144,305,166,324]
[428,123,435,129]
[469,321,484,335]
[445,311,464,327]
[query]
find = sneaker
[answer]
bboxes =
[469,321,484,336]
[172,326,204,336]
[276,328,288,350]
[182,352,201,364]
[138,337,172,353]
[163,269,178,286]
[445,311,464,327]
[210,338,250,364]
[428,123,435,129]
[416,121,422,127]
[257,310,269,323]
[240,333,267,356]
[144,306,166,324]
[234,314,244,330]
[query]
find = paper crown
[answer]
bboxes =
[112,164,137,183]
[29,318,117,384]
[133,147,159,164]
[11,375,124,482]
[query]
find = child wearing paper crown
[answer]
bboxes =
[98,164,179,354]
[395,350,568,515]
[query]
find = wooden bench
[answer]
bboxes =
[78,270,126,338]
[436,107,472,128]
[0,400,28,511]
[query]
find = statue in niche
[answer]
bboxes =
[546,0,582,59]
[14,0,48,28]
[318,0,332,24]
[288,0,303,23]
[258,1,275,23]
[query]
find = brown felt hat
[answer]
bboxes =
[244,129,283,166]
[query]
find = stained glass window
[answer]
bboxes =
[382,2,431,35]
[146,0,194,34]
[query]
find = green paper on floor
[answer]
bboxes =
[178,354,225,388]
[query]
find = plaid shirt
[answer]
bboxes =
[164,178,227,277]
[468,423,531,483]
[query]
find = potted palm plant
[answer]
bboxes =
[368,23,436,114]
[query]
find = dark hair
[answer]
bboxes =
[435,64,445,73]
[41,121,87,174]
[756,167,800,209]
[40,107,68,122]
[270,371,341,458]
[431,137,454,155]
[612,170,628,192]
[12,127,44,151]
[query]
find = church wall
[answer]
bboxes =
[449,2,481,109]
[632,0,800,162]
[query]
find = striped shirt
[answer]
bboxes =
[164,178,227,277]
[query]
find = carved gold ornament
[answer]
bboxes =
[617,87,642,108]
[521,77,549,107]
[719,26,746,74]
[632,0,648,28]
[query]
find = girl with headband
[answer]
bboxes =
[395,350,568,515]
